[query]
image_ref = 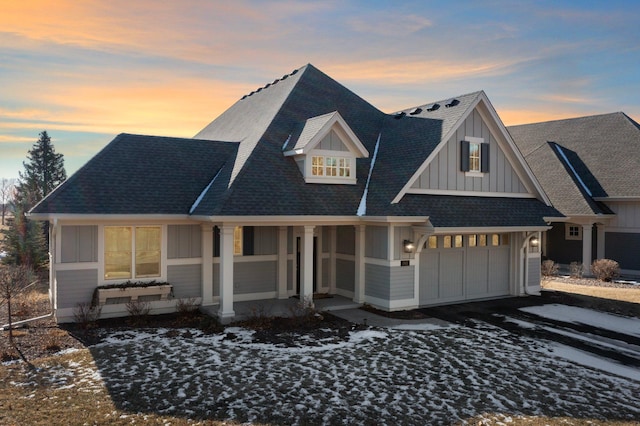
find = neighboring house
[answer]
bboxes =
[509,113,640,277]
[30,64,559,322]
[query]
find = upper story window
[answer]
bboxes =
[461,137,489,175]
[311,156,351,177]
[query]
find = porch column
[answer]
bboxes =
[316,227,323,291]
[329,226,337,293]
[277,226,288,299]
[218,225,235,320]
[354,224,366,303]
[201,224,214,305]
[301,225,315,306]
[582,223,593,276]
[596,223,605,260]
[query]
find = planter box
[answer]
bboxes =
[96,284,172,305]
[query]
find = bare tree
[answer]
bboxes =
[0,264,34,345]
[0,177,16,226]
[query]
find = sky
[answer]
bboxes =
[1,0,639,179]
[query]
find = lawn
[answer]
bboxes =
[2,314,640,425]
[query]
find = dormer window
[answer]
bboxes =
[283,111,368,185]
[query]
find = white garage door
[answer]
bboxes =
[419,233,511,306]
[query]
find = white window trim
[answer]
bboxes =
[565,224,583,240]
[103,225,163,282]
[464,136,486,177]
[305,149,357,184]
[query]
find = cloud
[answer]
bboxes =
[347,13,432,36]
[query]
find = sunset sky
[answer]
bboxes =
[1,0,639,179]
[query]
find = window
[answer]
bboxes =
[461,138,489,173]
[427,235,437,249]
[478,234,487,246]
[565,224,582,240]
[309,155,353,181]
[443,235,452,248]
[104,226,161,280]
[234,226,243,255]
[454,235,463,248]
[491,234,500,246]
[469,234,477,247]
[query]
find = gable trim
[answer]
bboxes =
[283,111,369,158]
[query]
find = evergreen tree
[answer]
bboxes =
[1,131,65,271]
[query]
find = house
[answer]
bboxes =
[29,64,560,322]
[509,113,640,277]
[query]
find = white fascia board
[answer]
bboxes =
[405,189,536,198]
[433,225,551,233]
[391,94,482,204]
[549,214,616,224]
[190,215,430,226]
[474,94,552,206]
[27,213,193,222]
[294,112,369,158]
[360,216,430,223]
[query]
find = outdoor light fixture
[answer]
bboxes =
[403,239,415,253]
[530,237,539,247]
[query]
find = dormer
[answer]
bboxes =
[283,111,369,184]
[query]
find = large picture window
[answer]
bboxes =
[104,226,161,280]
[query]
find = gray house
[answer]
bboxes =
[509,113,640,277]
[30,64,559,322]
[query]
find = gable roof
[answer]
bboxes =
[509,112,640,216]
[31,134,238,215]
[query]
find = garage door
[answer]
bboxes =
[419,233,511,306]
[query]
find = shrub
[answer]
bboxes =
[288,298,322,327]
[73,302,101,329]
[175,297,199,316]
[199,315,224,334]
[243,304,273,330]
[125,300,150,326]
[569,262,584,278]
[591,259,620,282]
[541,260,558,277]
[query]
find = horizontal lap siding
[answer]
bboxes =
[167,264,202,298]
[390,266,415,300]
[56,269,98,309]
[365,263,390,299]
[527,257,541,287]
[336,258,355,292]
[234,261,277,294]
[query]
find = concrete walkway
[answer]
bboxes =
[329,308,452,329]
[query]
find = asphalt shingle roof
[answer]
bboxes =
[509,112,640,216]
[32,64,557,229]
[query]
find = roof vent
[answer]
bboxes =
[426,103,440,111]
[445,99,459,108]
[264,83,271,89]
[256,87,262,93]
[394,111,406,119]
[247,91,255,97]
[281,74,289,80]
[241,94,248,100]
[272,78,279,85]
[290,69,298,75]
[409,107,422,115]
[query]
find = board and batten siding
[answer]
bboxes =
[336,258,355,292]
[366,263,415,300]
[317,129,349,151]
[253,227,278,255]
[167,264,202,298]
[607,201,640,230]
[56,269,98,309]
[234,261,277,294]
[605,232,640,271]
[411,109,528,194]
[61,225,98,263]
[365,226,388,259]
[393,226,414,260]
[167,225,202,259]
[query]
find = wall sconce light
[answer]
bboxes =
[530,237,539,247]
[403,239,415,253]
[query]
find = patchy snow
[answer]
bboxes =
[189,168,222,214]
[520,304,640,337]
[391,322,454,331]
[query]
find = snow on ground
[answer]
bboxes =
[520,304,640,337]
[22,320,638,425]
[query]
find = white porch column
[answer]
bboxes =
[218,225,235,319]
[316,226,323,291]
[354,224,366,303]
[329,226,337,294]
[201,224,214,305]
[582,223,593,276]
[596,223,605,260]
[277,226,288,299]
[301,225,315,306]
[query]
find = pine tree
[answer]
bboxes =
[1,131,65,271]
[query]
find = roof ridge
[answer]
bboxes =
[508,111,626,128]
